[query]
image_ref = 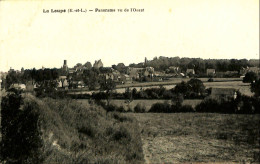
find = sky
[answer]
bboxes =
[0,0,259,72]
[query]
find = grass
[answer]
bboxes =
[68,80,253,97]
[1,94,144,163]
[78,99,202,112]
[128,113,260,163]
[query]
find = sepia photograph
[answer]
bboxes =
[0,0,259,163]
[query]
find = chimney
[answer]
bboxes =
[64,60,67,65]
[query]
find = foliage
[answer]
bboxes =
[129,56,254,73]
[82,69,99,90]
[250,79,260,97]
[173,79,206,99]
[99,78,116,106]
[195,96,260,114]
[1,93,144,163]
[243,72,258,83]
[1,89,43,163]
[149,102,172,113]
[34,80,61,98]
[134,103,146,113]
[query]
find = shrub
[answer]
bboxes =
[162,90,174,99]
[251,79,260,97]
[113,126,131,141]
[208,78,214,82]
[179,105,194,113]
[1,89,43,163]
[149,102,172,113]
[195,99,220,113]
[134,103,146,113]
[243,72,258,83]
[113,112,133,122]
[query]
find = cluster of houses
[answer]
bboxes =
[1,58,260,91]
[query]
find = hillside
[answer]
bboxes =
[0,93,144,163]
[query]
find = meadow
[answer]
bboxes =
[69,79,253,96]
[128,113,260,163]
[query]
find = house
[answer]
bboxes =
[58,81,63,88]
[209,88,237,101]
[186,69,195,75]
[206,69,215,76]
[93,59,103,69]
[100,73,114,81]
[58,76,69,89]
[59,76,67,80]
[68,69,76,74]
[120,74,132,84]
[25,81,36,92]
[10,83,26,90]
[248,67,260,74]
[127,67,143,80]
[240,67,260,75]
[168,66,179,73]
[144,67,155,77]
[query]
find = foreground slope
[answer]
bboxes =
[1,93,144,163]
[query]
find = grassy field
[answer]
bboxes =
[78,99,203,112]
[69,79,253,96]
[116,78,242,88]
[128,113,260,163]
[204,81,253,96]
[110,99,202,111]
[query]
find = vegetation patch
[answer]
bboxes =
[0,90,144,163]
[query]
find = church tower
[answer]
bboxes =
[63,60,68,72]
[144,57,147,67]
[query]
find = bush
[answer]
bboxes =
[195,99,221,113]
[149,102,172,113]
[179,105,194,113]
[113,126,131,141]
[134,103,146,113]
[243,72,258,83]
[208,78,214,82]
[251,79,260,97]
[195,97,258,114]
[1,89,43,163]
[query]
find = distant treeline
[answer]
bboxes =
[130,56,259,73]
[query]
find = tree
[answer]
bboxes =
[84,62,92,70]
[1,89,43,163]
[83,69,99,90]
[116,63,126,73]
[243,72,258,83]
[251,80,260,97]
[5,71,21,88]
[173,81,188,97]
[187,78,205,96]
[172,93,184,107]
[99,78,116,106]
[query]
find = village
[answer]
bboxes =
[1,57,259,93]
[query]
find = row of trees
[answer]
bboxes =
[130,57,258,73]
[3,67,112,91]
[4,68,59,88]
